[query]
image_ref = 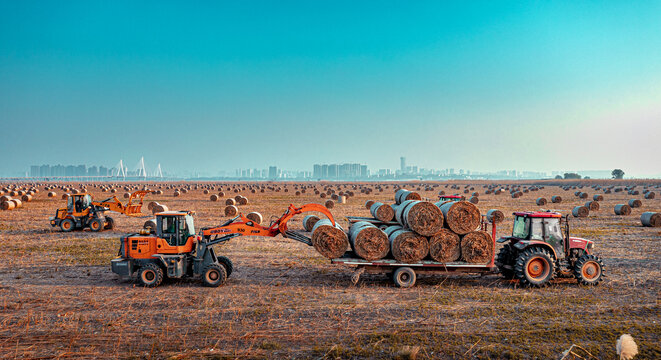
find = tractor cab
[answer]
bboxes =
[438,195,463,203]
[509,211,565,259]
[155,211,196,247]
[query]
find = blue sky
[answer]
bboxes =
[1,1,660,177]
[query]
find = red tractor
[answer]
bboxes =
[495,211,605,287]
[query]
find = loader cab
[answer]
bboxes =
[155,211,196,248]
[512,211,565,258]
[68,194,92,215]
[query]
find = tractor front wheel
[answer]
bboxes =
[574,254,605,286]
[60,219,75,232]
[217,256,234,277]
[202,264,227,287]
[138,264,164,288]
[514,248,556,287]
[89,219,104,232]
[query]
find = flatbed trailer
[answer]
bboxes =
[336,215,498,287]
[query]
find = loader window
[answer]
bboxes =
[67,196,74,211]
[512,216,530,239]
[163,216,177,234]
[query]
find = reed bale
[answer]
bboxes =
[641,212,661,227]
[210,194,219,202]
[395,189,421,205]
[579,192,588,199]
[123,192,131,199]
[461,231,494,264]
[614,204,631,216]
[384,225,403,237]
[1,201,15,210]
[48,191,56,198]
[572,206,589,218]
[311,219,349,259]
[536,197,547,206]
[469,196,479,204]
[370,202,395,222]
[173,191,180,197]
[593,194,604,201]
[218,191,225,197]
[348,221,390,261]
[225,198,236,206]
[10,199,22,208]
[628,199,642,208]
[21,194,32,202]
[203,189,209,194]
[224,205,238,217]
[152,203,169,214]
[61,194,70,200]
[644,192,655,199]
[436,201,480,235]
[324,200,335,209]
[147,201,157,211]
[303,215,320,231]
[551,195,562,203]
[395,201,444,236]
[428,229,461,262]
[237,196,248,205]
[486,209,504,223]
[0,195,11,203]
[143,219,157,232]
[585,201,600,211]
[246,212,263,225]
[388,229,429,263]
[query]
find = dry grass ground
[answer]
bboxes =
[0,180,659,359]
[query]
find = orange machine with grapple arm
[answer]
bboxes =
[49,190,152,232]
[111,204,335,287]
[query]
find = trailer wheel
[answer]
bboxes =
[202,264,227,287]
[217,256,234,277]
[138,263,163,288]
[89,218,104,232]
[393,267,416,288]
[60,218,75,232]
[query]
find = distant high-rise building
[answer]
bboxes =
[360,165,368,178]
[328,164,338,178]
[40,164,50,177]
[400,157,406,173]
[268,166,278,179]
[88,166,99,176]
[76,165,87,176]
[65,165,75,177]
[30,165,39,177]
[321,164,329,178]
[313,164,322,178]
[99,166,108,176]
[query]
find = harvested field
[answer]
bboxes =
[0,180,659,359]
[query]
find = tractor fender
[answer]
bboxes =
[512,240,558,260]
[568,237,593,252]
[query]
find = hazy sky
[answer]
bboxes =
[1,1,660,177]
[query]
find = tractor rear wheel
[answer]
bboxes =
[392,267,416,288]
[496,244,516,279]
[104,217,115,230]
[514,248,555,287]
[574,254,605,286]
[60,219,75,232]
[202,264,227,287]
[217,256,234,277]
[138,264,164,288]
[89,219,104,232]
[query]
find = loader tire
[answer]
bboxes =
[574,254,605,286]
[60,219,75,232]
[138,263,163,288]
[217,256,234,277]
[104,217,114,230]
[514,247,555,288]
[202,264,227,287]
[90,218,104,232]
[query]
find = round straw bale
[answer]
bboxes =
[123,192,131,199]
[210,194,219,201]
[469,196,479,204]
[324,200,334,209]
[628,199,642,208]
[218,191,225,197]
[551,195,562,203]
[388,229,429,263]
[48,191,56,198]
[395,189,421,204]
[644,192,655,199]
[1,201,15,210]
[585,201,599,211]
[614,204,631,215]
[225,198,236,206]
[461,231,494,264]
[147,201,157,211]
[246,212,263,225]
[436,201,480,235]
[365,200,376,210]
[429,228,461,262]
[384,225,403,237]
[303,215,320,231]
[203,189,209,195]
[395,201,444,236]
[311,219,348,259]
[21,194,32,202]
[0,195,11,203]
[641,212,661,227]
[237,196,248,205]
[579,192,588,199]
[10,199,22,208]
[593,194,604,201]
[370,202,395,222]
[62,194,70,200]
[536,197,547,206]
[152,203,169,214]
[143,219,157,233]
[348,221,389,261]
[572,206,589,218]
[224,205,238,217]
[486,209,504,224]
[173,191,180,197]
[338,195,346,204]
